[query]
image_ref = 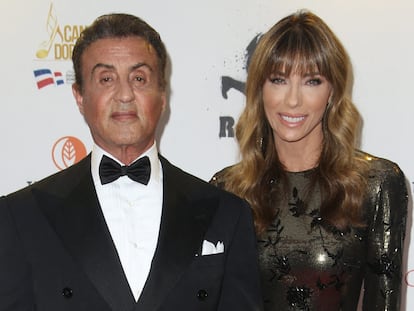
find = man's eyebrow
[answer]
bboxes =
[90,62,154,76]
[91,63,114,75]
[130,62,153,72]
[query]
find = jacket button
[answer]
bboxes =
[62,287,73,298]
[197,289,208,301]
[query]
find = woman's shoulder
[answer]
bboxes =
[356,150,406,186]
[209,165,235,187]
[357,151,408,235]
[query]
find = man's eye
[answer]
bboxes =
[134,76,145,83]
[100,77,112,83]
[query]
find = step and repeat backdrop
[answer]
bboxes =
[1,0,413,308]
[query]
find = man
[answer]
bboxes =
[0,13,262,311]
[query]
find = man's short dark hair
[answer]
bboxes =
[72,13,167,91]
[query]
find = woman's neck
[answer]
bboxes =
[275,138,323,173]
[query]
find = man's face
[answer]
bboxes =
[72,37,166,161]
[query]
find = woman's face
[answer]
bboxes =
[262,69,332,150]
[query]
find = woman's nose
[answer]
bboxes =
[286,84,301,108]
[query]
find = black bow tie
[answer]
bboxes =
[99,155,151,185]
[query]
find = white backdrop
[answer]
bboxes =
[1,0,413,309]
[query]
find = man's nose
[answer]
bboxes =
[116,79,135,103]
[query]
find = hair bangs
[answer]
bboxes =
[268,28,331,79]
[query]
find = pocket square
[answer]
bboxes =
[201,240,224,256]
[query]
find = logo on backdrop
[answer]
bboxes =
[52,136,87,170]
[405,269,414,287]
[219,34,262,138]
[33,68,64,89]
[35,3,86,61]
[32,2,84,89]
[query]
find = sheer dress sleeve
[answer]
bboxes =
[362,158,408,311]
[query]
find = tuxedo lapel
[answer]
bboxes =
[136,157,218,311]
[35,156,135,311]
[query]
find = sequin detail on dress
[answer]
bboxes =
[211,152,407,311]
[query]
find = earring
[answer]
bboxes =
[327,95,333,107]
[257,137,263,149]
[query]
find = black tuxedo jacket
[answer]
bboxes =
[0,155,262,311]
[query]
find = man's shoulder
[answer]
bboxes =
[6,155,91,199]
[160,155,218,192]
[160,155,247,207]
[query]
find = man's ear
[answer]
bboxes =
[72,83,84,115]
[161,92,167,113]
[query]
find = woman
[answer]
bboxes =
[211,10,408,311]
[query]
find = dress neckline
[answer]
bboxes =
[285,166,318,176]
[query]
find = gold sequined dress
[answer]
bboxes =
[211,152,408,311]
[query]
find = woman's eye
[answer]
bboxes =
[307,78,322,86]
[269,77,285,84]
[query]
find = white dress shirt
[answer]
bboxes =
[91,143,163,301]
